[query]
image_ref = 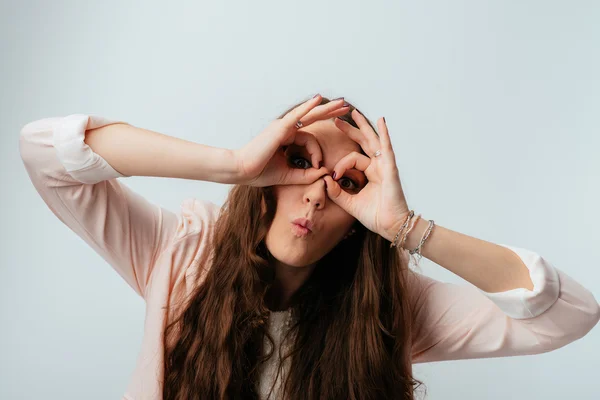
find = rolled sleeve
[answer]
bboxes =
[20,114,181,299]
[477,244,561,320]
[52,114,130,183]
[409,244,600,363]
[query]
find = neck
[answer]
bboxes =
[266,260,316,311]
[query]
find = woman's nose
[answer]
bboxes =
[303,178,327,209]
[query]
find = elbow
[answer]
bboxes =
[19,123,33,163]
[19,117,59,165]
[550,300,600,350]
[531,294,600,353]
[571,292,600,342]
[19,117,68,187]
[578,300,600,339]
[538,267,600,348]
[19,128,38,172]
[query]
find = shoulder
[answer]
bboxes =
[161,198,222,305]
[173,197,221,241]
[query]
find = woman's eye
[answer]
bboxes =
[289,154,361,192]
[289,155,312,169]
[338,177,359,191]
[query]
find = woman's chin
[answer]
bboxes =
[265,242,310,267]
[267,248,311,267]
[265,227,327,267]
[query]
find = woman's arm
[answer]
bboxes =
[407,249,600,362]
[83,121,239,183]
[396,219,534,294]
[19,114,223,300]
[396,217,598,321]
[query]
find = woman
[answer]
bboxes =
[19,94,600,400]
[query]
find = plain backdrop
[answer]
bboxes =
[1,1,599,399]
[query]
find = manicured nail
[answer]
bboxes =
[313,93,321,98]
[332,171,337,180]
[342,101,350,107]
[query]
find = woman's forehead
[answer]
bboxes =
[297,120,362,161]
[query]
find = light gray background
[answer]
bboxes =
[1,1,599,399]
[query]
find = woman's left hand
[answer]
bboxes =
[323,109,411,244]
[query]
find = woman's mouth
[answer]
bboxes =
[291,223,312,237]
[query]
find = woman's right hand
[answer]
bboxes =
[233,95,350,187]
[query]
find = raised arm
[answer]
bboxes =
[406,244,600,363]
[19,114,228,299]
[80,116,238,182]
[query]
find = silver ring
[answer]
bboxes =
[373,149,382,158]
[294,120,303,129]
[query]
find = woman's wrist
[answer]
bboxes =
[400,217,428,250]
[84,123,240,184]
[189,145,241,184]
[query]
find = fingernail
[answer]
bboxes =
[332,171,337,180]
[313,93,321,98]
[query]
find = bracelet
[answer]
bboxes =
[390,210,436,270]
[389,210,414,248]
[408,219,435,268]
[399,213,421,250]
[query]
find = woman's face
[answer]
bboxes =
[264,119,368,268]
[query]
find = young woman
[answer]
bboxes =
[20,95,600,400]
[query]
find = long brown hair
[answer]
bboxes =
[162,96,427,399]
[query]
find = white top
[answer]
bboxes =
[257,310,294,400]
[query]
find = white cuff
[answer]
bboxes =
[478,243,561,320]
[53,114,130,184]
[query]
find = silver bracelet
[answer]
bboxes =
[390,210,414,248]
[408,220,436,268]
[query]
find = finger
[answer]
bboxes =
[300,98,349,126]
[322,106,352,120]
[281,94,323,129]
[351,108,381,144]
[333,117,376,156]
[323,175,354,213]
[330,151,371,182]
[351,109,383,157]
[291,130,324,169]
[376,117,398,168]
[284,166,329,185]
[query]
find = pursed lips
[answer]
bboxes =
[291,217,314,233]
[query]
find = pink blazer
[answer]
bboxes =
[19,114,600,400]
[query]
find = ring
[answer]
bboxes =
[294,120,303,129]
[373,149,382,158]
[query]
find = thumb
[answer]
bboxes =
[323,175,353,212]
[284,166,328,185]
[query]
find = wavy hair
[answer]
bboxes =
[162,95,427,399]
